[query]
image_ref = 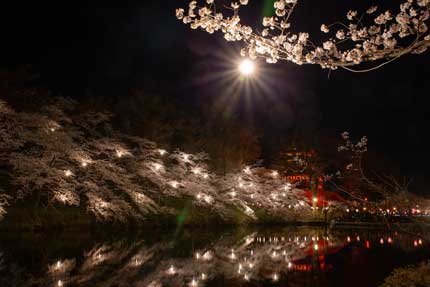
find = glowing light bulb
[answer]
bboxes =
[81,162,88,167]
[168,265,176,275]
[313,197,318,203]
[272,273,279,281]
[230,249,236,259]
[57,280,63,287]
[192,168,200,175]
[314,244,318,251]
[64,170,72,177]
[238,59,255,76]
[153,163,162,171]
[158,149,166,156]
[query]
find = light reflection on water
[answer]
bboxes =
[0,226,429,287]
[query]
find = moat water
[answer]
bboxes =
[1,226,429,287]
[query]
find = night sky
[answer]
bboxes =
[3,1,430,190]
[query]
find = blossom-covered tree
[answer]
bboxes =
[0,93,327,225]
[177,0,430,71]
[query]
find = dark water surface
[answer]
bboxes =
[0,226,429,287]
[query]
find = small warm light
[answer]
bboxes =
[81,162,88,167]
[203,251,213,261]
[230,250,236,259]
[201,273,207,280]
[190,278,198,287]
[272,273,279,282]
[314,244,319,251]
[64,170,73,177]
[202,173,209,179]
[116,150,124,158]
[195,252,201,259]
[271,170,279,177]
[288,262,293,269]
[168,265,176,275]
[204,195,213,204]
[158,149,167,156]
[153,163,163,171]
[50,128,56,132]
[238,59,255,76]
[192,168,200,175]
[55,260,63,270]
[313,197,318,203]
[380,238,384,244]
[346,208,350,213]
[57,280,63,287]
[170,181,179,188]
[243,166,251,174]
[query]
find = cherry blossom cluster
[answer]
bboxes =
[177,0,430,70]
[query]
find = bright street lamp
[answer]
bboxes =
[238,59,255,76]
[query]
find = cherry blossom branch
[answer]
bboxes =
[177,0,430,71]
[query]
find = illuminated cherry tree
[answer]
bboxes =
[0,96,331,224]
[177,0,430,71]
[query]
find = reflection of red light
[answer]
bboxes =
[388,237,393,244]
[380,238,384,244]
[414,240,418,247]
[366,240,370,249]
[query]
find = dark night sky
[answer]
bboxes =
[2,1,430,189]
